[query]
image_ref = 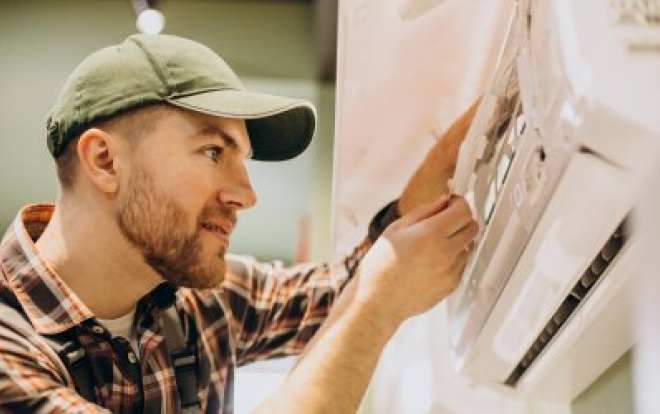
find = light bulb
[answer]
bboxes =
[136,8,165,35]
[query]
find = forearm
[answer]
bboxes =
[292,276,358,366]
[255,280,398,414]
[255,195,478,413]
[397,149,455,215]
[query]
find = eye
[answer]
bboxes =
[202,146,224,163]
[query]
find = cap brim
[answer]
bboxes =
[167,90,316,161]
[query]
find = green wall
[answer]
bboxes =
[309,82,336,262]
[572,350,634,414]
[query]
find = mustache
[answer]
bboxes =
[197,205,237,228]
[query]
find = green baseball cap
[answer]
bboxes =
[46,34,316,161]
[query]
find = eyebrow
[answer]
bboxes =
[191,126,253,159]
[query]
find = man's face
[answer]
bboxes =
[116,108,256,288]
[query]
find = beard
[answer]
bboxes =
[116,167,233,289]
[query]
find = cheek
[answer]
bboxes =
[139,148,220,215]
[169,166,220,214]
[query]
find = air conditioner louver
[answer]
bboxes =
[505,219,629,387]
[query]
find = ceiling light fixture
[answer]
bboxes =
[132,0,165,35]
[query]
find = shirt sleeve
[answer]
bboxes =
[0,315,111,413]
[220,200,400,365]
[220,240,366,365]
[367,200,402,243]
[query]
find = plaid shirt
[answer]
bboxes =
[0,203,384,413]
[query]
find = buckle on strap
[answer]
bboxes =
[57,340,96,403]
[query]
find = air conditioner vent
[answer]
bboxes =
[504,218,629,387]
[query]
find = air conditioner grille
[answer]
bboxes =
[504,218,629,387]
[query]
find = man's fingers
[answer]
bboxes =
[446,248,471,280]
[396,194,451,227]
[435,249,471,296]
[415,195,474,238]
[445,197,477,238]
[449,219,479,245]
[442,219,479,258]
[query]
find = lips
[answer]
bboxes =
[201,220,233,245]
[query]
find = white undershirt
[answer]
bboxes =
[99,308,139,358]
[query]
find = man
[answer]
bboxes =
[0,34,478,413]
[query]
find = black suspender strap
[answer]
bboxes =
[55,337,97,403]
[0,291,98,404]
[162,305,202,414]
[0,299,97,403]
[1,289,202,412]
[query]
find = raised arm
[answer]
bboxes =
[253,102,480,412]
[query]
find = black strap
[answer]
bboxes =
[368,200,402,242]
[56,306,202,412]
[0,290,98,403]
[162,305,202,413]
[56,338,97,403]
[59,306,201,412]
[0,291,201,412]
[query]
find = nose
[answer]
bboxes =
[219,162,257,210]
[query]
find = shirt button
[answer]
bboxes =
[92,325,105,335]
[128,352,138,364]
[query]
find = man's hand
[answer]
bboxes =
[357,195,478,324]
[256,195,478,414]
[397,100,480,215]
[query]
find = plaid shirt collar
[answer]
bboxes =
[0,203,176,336]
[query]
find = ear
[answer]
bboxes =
[76,128,124,195]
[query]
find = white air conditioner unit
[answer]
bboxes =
[448,0,660,401]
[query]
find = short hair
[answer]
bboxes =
[55,104,175,189]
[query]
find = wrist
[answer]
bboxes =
[351,300,402,341]
[350,283,405,337]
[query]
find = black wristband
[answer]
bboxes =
[367,200,402,243]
